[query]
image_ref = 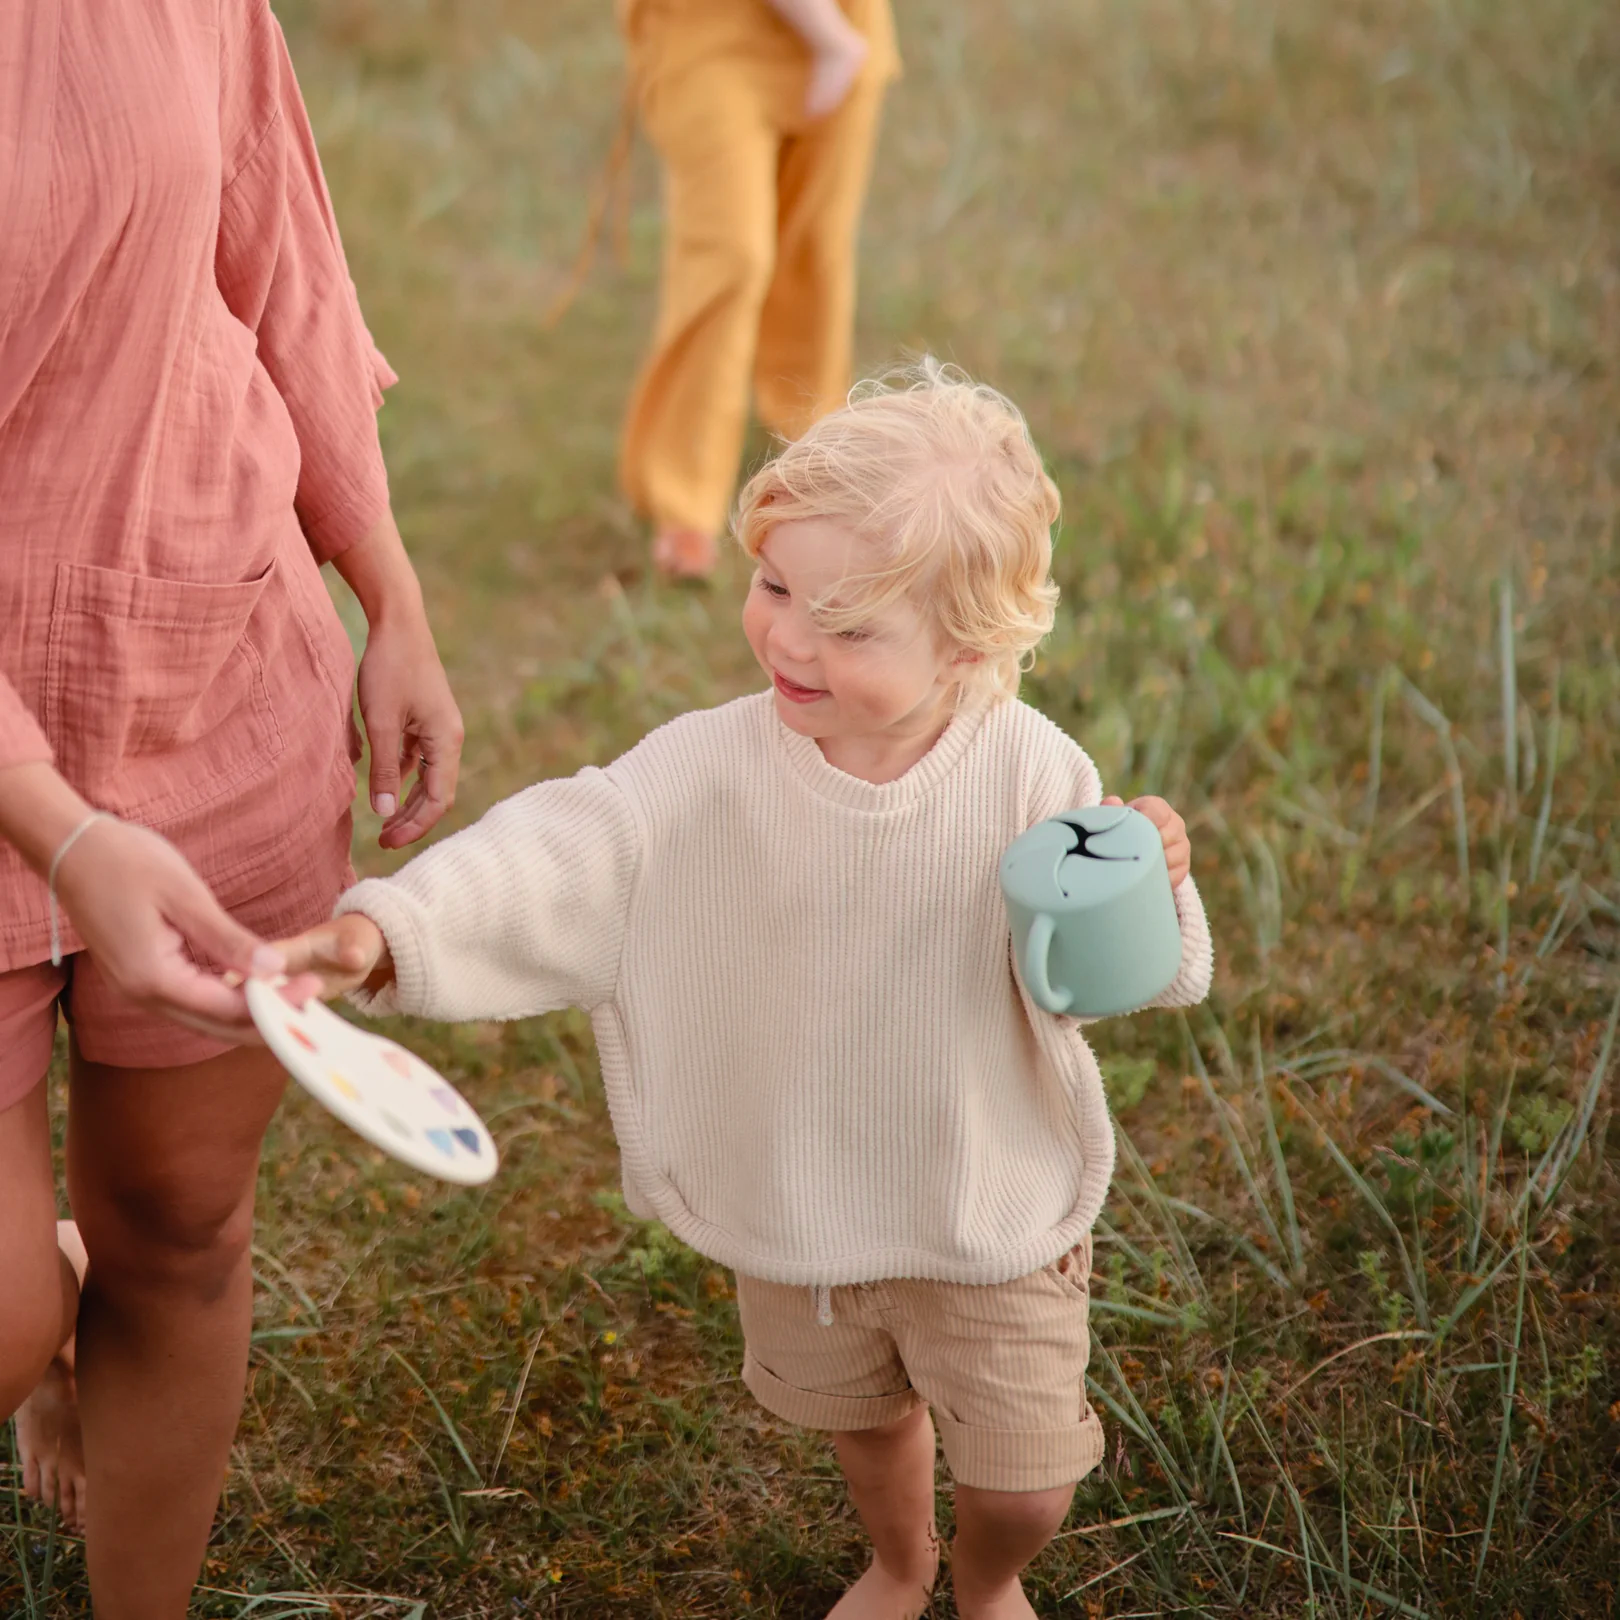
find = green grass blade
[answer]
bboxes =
[388,1347,484,1485]
[1254,1024,1304,1279]
[1528,664,1560,886]
[1474,1226,1530,1589]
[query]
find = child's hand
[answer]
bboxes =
[271,914,394,1006]
[1102,794,1192,888]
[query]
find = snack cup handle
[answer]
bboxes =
[1024,913,1073,1014]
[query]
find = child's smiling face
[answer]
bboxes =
[742,517,967,763]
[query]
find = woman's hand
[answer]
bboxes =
[1102,793,1192,888]
[333,509,464,850]
[272,913,393,1004]
[0,761,283,1042]
[355,607,463,849]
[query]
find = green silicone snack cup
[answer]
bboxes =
[1000,805,1184,1017]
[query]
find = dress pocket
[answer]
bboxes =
[43,558,286,824]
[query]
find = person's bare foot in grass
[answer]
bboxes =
[16,1219,89,1534]
[825,1539,938,1619]
[652,525,719,580]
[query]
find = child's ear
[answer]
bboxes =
[951,647,983,666]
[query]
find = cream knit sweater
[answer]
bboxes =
[337,691,1213,1286]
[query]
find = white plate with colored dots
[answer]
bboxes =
[246,978,498,1186]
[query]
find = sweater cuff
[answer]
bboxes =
[334,876,431,1018]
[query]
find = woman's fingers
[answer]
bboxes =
[366,710,404,819]
[141,955,259,1041]
[380,713,461,847]
[165,861,283,981]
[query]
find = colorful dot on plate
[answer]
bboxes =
[382,1112,413,1139]
[327,1072,360,1101]
[426,1129,454,1157]
[382,1047,413,1080]
[430,1087,461,1116]
[289,1026,318,1053]
[452,1128,481,1155]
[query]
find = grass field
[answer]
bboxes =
[7,0,1620,1614]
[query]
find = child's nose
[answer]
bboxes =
[768,618,815,670]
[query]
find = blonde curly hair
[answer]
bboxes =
[734,359,1061,701]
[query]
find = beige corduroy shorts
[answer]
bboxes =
[736,1236,1104,1493]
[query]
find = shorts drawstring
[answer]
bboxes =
[813,1284,835,1327]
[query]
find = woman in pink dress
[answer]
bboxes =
[0,2,464,1609]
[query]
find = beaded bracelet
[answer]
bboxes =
[48,811,116,967]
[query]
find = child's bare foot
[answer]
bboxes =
[952,1578,1037,1620]
[652,526,719,580]
[804,28,869,120]
[827,1530,938,1619]
[16,1221,89,1534]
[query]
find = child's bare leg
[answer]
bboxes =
[14,1218,90,1532]
[828,1406,940,1619]
[950,1482,1075,1620]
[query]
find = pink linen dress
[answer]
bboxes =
[0,1,392,993]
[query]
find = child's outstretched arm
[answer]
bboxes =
[279,769,639,1023]
[762,0,870,119]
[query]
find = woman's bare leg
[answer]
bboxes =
[65,1039,286,1620]
[2,1082,83,1515]
[14,1217,90,1531]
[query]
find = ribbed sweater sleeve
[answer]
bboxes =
[334,767,639,1020]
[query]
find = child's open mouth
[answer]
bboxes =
[773,670,826,704]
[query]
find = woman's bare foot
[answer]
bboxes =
[826,1527,938,1619]
[804,28,869,120]
[652,526,719,580]
[16,1220,88,1534]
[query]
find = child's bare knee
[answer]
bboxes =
[955,1480,1074,1541]
[836,1404,928,1450]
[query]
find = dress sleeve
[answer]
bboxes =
[335,768,642,1022]
[0,676,53,771]
[215,0,397,565]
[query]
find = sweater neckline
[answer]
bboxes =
[769,689,994,811]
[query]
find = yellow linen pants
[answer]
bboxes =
[620,52,886,538]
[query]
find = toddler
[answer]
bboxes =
[282,363,1213,1618]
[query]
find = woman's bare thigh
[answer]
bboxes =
[66,1042,287,1277]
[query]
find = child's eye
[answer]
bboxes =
[836,627,872,643]
[756,577,788,598]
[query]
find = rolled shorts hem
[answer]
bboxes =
[934,1407,1106,1492]
[742,1347,922,1432]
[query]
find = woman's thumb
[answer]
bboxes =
[172,877,282,978]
